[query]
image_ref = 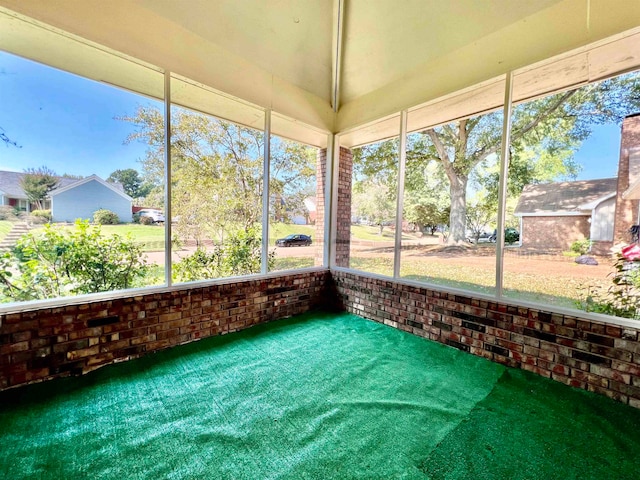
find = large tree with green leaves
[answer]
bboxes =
[354,74,640,244]
[20,166,58,210]
[121,105,316,245]
[107,168,152,200]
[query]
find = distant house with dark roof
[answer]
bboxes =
[0,170,78,211]
[514,178,618,251]
[0,170,132,222]
[515,114,640,253]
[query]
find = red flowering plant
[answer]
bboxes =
[577,243,640,319]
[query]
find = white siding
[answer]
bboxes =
[591,197,616,241]
[52,180,132,223]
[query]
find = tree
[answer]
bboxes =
[353,74,640,245]
[353,180,396,235]
[1,127,19,148]
[465,199,495,244]
[405,201,449,235]
[120,105,315,245]
[419,75,640,244]
[107,169,152,199]
[20,166,58,210]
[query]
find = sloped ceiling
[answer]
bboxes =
[1,0,640,134]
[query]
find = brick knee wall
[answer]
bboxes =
[5,268,640,409]
[332,270,640,408]
[0,270,329,390]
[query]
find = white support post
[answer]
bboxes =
[495,72,514,297]
[393,110,408,278]
[261,110,271,275]
[163,71,173,287]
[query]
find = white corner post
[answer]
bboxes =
[163,71,173,287]
[261,109,272,275]
[495,72,514,297]
[393,110,408,278]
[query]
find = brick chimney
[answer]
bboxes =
[612,114,640,245]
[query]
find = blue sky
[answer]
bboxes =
[0,51,156,179]
[0,50,625,181]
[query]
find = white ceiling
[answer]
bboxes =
[1,0,640,137]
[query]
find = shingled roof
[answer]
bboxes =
[514,178,618,215]
[0,170,81,199]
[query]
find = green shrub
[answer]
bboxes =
[576,250,640,319]
[0,206,18,221]
[504,228,519,245]
[30,209,52,224]
[93,209,120,225]
[570,238,592,255]
[139,215,154,225]
[173,226,272,282]
[0,220,148,302]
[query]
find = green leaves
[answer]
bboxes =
[19,166,59,210]
[173,226,272,282]
[0,220,148,302]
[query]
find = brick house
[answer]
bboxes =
[515,114,640,253]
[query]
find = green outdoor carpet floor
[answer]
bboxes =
[2,311,640,479]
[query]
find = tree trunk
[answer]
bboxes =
[447,175,468,245]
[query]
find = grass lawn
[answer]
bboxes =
[96,224,166,251]
[351,225,418,242]
[272,257,315,271]
[0,221,13,243]
[350,256,587,309]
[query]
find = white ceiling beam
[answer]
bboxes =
[331,0,345,113]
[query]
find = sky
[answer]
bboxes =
[0,50,626,182]
[0,50,156,179]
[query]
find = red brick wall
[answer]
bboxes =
[315,149,326,267]
[336,147,352,268]
[521,215,590,250]
[1,271,328,390]
[614,115,640,244]
[332,270,640,408]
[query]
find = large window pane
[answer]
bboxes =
[269,134,321,271]
[504,70,640,318]
[349,136,399,277]
[169,77,265,284]
[0,50,165,304]
[399,109,502,296]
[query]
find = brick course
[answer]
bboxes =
[0,271,328,390]
[332,270,640,408]
[614,115,640,244]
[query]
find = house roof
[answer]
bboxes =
[0,170,79,199]
[49,174,132,201]
[514,178,618,216]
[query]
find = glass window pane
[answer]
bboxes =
[349,135,399,277]
[169,76,265,284]
[504,70,640,319]
[269,134,321,271]
[399,108,503,296]
[0,50,165,304]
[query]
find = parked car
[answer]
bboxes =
[136,209,165,223]
[275,234,312,247]
[488,228,520,243]
[466,231,493,244]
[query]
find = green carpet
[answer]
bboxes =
[1,311,640,479]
